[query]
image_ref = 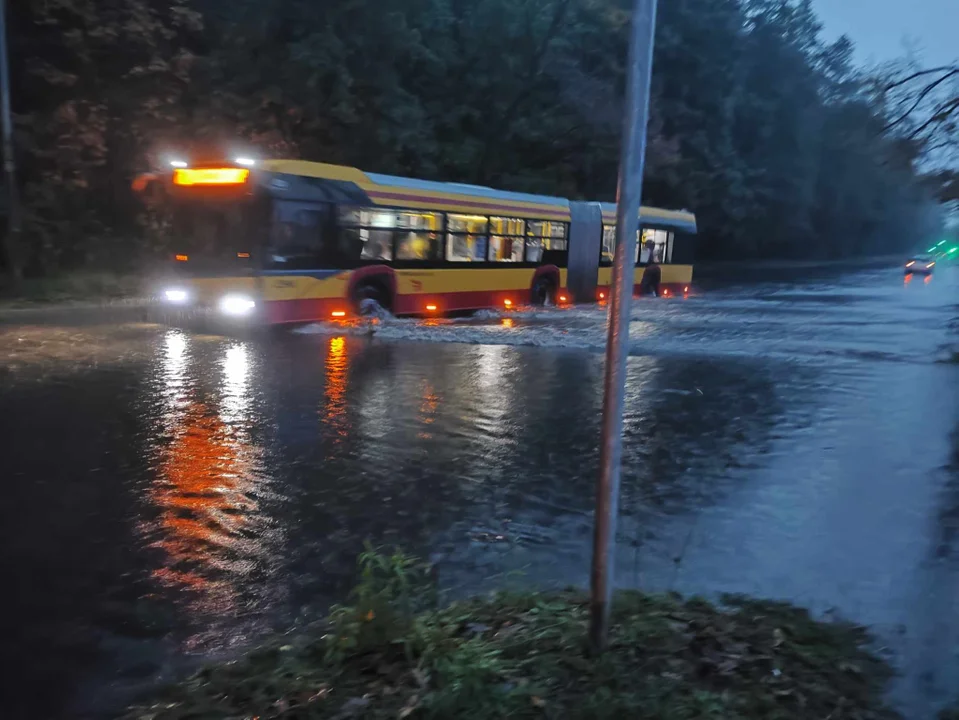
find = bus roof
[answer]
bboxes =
[259,159,570,221]
[599,203,697,234]
[206,159,697,232]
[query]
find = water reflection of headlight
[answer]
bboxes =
[164,331,188,371]
[219,294,256,316]
[221,344,251,424]
[161,330,190,411]
[223,344,250,387]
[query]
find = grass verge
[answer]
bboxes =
[125,550,902,719]
[0,271,142,307]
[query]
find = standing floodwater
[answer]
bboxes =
[0,264,957,718]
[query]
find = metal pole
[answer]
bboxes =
[589,0,658,653]
[0,0,20,274]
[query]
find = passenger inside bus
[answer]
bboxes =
[396,232,440,261]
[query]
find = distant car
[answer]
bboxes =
[905,255,936,275]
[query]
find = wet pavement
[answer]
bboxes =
[0,263,957,718]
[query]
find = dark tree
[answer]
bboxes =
[2,0,947,276]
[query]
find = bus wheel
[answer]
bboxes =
[530,277,555,306]
[353,282,392,317]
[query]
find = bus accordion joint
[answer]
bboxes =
[175,254,189,262]
[173,167,250,186]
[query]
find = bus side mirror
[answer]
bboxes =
[131,173,163,208]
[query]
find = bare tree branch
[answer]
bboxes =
[907,96,959,141]
[883,69,959,132]
[883,65,959,92]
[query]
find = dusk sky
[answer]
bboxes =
[814,0,958,66]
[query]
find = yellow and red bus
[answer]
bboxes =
[133,158,697,323]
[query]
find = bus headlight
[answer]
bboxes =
[163,288,190,304]
[219,293,256,316]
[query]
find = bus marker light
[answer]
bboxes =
[559,295,567,303]
[663,289,669,296]
[237,252,251,258]
[599,292,605,300]
[426,304,438,312]
[164,288,189,304]
[503,299,513,308]
[331,311,347,318]
[175,254,189,262]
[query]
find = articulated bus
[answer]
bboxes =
[133,158,697,323]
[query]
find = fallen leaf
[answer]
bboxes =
[531,696,546,708]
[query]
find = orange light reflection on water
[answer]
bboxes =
[324,336,350,442]
[152,402,261,599]
[144,333,275,644]
[418,380,440,440]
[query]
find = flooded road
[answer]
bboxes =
[1,264,957,718]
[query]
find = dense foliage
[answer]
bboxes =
[2,0,947,276]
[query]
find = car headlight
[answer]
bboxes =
[163,288,190,304]
[219,293,256,316]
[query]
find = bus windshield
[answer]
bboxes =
[165,197,267,274]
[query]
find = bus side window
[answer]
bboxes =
[526,220,565,262]
[601,225,616,264]
[639,229,651,264]
[395,211,443,261]
[489,217,525,262]
[267,202,328,269]
[638,228,671,264]
[447,214,488,262]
